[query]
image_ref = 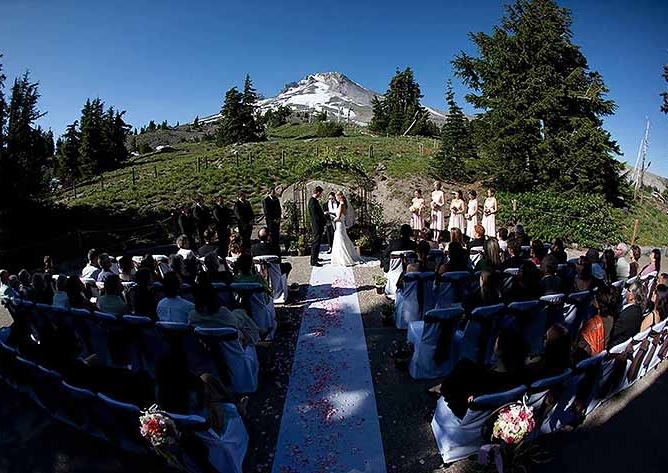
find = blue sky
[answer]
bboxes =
[1,0,667,177]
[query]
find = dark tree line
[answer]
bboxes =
[216,74,265,146]
[0,56,54,203]
[54,98,131,182]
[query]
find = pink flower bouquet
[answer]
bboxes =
[140,404,180,447]
[492,401,535,444]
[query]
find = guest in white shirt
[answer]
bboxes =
[52,274,70,308]
[614,243,631,279]
[176,234,197,260]
[157,272,195,324]
[81,248,101,280]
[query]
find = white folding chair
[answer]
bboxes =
[394,272,420,329]
[385,250,416,298]
[253,255,287,304]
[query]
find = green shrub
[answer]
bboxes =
[496,190,624,247]
[316,121,344,138]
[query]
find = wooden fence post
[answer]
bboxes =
[369,145,373,159]
[72,181,77,198]
[631,218,639,245]
[154,165,158,179]
[100,176,104,190]
[281,149,285,166]
[235,151,239,166]
[132,167,136,186]
[316,145,319,158]
[196,157,200,172]
[248,151,252,165]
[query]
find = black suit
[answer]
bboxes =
[263,195,282,255]
[309,196,326,265]
[192,203,211,245]
[177,211,196,244]
[233,199,255,249]
[212,202,231,257]
[382,237,417,272]
[252,240,292,275]
[609,304,643,348]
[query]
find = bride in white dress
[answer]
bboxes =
[330,191,361,267]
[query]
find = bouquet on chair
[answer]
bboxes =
[479,399,550,473]
[140,405,181,447]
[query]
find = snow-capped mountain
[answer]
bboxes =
[200,72,447,126]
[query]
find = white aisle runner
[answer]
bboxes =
[271,264,387,473]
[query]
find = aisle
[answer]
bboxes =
[271,260,387,473]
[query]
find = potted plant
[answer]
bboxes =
[373,274,386,294]
[356,234,373,256]
[297,234,309,256]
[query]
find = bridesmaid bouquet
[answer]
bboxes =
[484,208,491,216]
[431,202,442,211]
[410,203,420,213]
[450,206,459,214]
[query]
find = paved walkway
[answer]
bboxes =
[272,256,386,473]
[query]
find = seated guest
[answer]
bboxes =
[118,255,136,282]
[31,272,53,304]
[157,272,195,323]
[601,248,617,284]
[138,254,163,282]
[500,238,524,270]
[421,228,440,249]
[466,224,486,251]
[0,269,19,298]
[549,238,568,264]
[503,261,542,303]
[529,239,546,266]
[574,284,618,361]
[613,243,631,280]
[658,273,668,287]
[629,245,641,278]
[526,323,572,381]
[66,275,96,310]
[406,240,436,273]
[437,240,470,275]
[202,251,233,284]
[585,248,605,281]
[81,248,101,280]
[96,274,128,317]
[197,227,219,258]
[510,224,531,246]
[233,254,271,297]
[188,275,260,347]
[463,268,501,313]
[475,237,503,271]
[17,269,35,301]
[437,328,528,419]
[496,227,509,254]
[381,224,417,273]
[640,248,661,277]
[96,253,116,283]
[252,227,292,277]
[127,267,158,320]
[176,234,197,261]
[540,254,562,295]
[169,253,196,286]
[609,281,647,347]
[640,284,668,332]
[52,274,70,308]
[573,256,596,292]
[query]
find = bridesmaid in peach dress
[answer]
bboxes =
[448,190,465,234]
[465,190,478,239]
[410,189,426,238]
[430,181,446,242]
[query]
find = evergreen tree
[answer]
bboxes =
[6,71,48,196]
[55,121,81,180]
[147,120,156,132]
[661,62,668,114]
[369,67,431,136]
[430,82,477,182]
[216,87,245,146]
[78,98,106,178]
[452,0,625,203]
[192,115,200,130]
[240,74,262,142]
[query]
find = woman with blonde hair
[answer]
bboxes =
[430,181,446,242]
[482,188,498,237]
[410,189,426,238]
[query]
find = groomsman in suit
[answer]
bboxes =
[212,194,231,257]
[192,194,211,246]
[324,192,339,253]
[263,186,282,255]
[309,186,326,267]
[234,191,255,250]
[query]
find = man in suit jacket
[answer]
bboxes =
[608,280,647,347]
[309,186,326,267]
[252,227,292,276]
[177,205,196,245]
[382,224,417,272]
[192,194,211,246]
[233,191,255,250]
[323,192,339,254]
[212,194,231,257]
[263,186,282,255]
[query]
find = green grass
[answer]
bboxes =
[51,133,437,216]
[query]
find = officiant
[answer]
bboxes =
[323,192,339,254]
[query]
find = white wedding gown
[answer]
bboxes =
[330,206,361,267]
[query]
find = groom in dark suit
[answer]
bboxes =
[309,186,326,267]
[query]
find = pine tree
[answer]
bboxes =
[240,74,262,142]
[453,0,626,202]
[216,87,245,146]
[55,121,81,180]
[192,116,200,130]
[78,98,105,178]
[6,71,48,196]
[147,120,156,132]
[370,67,432,136]
[431,82,477,182]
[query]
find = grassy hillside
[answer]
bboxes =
[52,124,436,216]
[47,123,668,247]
